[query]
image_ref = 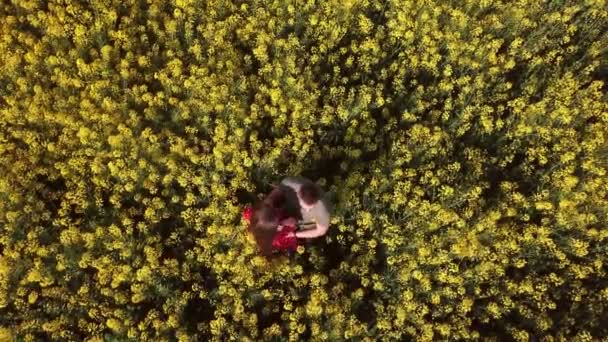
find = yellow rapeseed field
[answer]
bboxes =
[0,0,607,340]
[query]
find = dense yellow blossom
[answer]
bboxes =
[0,0,607,340]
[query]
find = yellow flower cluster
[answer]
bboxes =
[1,0,607,340]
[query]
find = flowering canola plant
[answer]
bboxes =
[0,0,607,341]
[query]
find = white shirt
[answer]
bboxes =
[281,176,330,228]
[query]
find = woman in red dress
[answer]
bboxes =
[246,186,299,257]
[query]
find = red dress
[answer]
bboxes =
[271,208,298,252]
[243,206,298,253]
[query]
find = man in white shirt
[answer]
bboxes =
[280,176,331,239]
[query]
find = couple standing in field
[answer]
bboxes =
[245,176,331,257]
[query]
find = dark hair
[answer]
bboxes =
[263,186,286,208]
[299,182,321,206]
[248,201,278,256]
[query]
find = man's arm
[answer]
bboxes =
[294,223,329,239]
[294,200,330,238]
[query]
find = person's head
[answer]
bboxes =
[263,185,286,209]
[298,182,321,210]
[248,201,279,256]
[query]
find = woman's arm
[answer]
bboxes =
[280,217,297,226]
